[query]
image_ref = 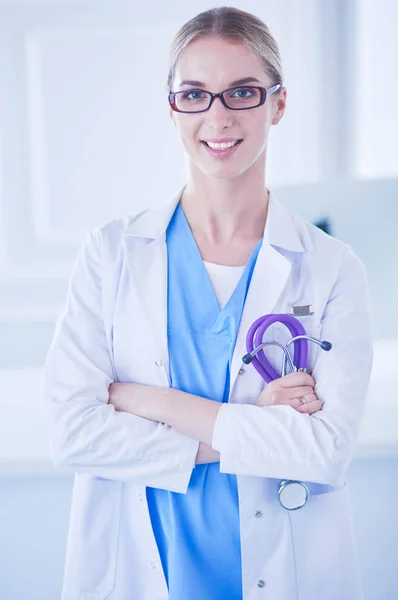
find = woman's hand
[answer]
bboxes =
[256,372,322,415]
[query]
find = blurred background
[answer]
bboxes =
[0,0,397,598]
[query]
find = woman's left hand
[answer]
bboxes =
[255,372,322,414]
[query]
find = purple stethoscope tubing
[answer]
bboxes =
[245,313,308,382]
[244,313,332,510]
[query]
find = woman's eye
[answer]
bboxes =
[183,90,205,100]
[232,87,255,98]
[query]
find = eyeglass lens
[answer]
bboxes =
[174,86,262,112]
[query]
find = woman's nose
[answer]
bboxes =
[205,96,235,128]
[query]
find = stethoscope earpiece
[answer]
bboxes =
[242,352,254,365]
[321,341,332,351]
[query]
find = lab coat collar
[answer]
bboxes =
[265,192,305,253]
[124,186,306,255]
[123,187,184,241]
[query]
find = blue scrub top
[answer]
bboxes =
[146,202,262,599]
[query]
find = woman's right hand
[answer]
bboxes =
[255,372,322,415]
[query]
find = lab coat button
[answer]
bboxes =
[150,561,156,569]
[238,368,245,375]
[257,580,266,588]
[155,359,163,367]
[138,493,143,501]
[254,510,262,518]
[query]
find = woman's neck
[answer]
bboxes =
[179,173,269,266]
[180,178,269,246]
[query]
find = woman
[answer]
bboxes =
[44,7,373,600]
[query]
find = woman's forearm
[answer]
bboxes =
[109,382,219,463]
[109,382,222,448]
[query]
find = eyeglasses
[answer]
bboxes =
[169,83,281,114]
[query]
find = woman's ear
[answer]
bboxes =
[272,87,287,125]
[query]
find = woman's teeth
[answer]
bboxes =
[205,140,241,149]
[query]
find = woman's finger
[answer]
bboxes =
[272,372,315,390]
[290,392,318,409]
[257,387,316,408]
[296,399,323,414]
[287,386,315,400]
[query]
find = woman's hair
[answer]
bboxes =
[166,6,283,92]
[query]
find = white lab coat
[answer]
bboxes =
[44,187,373,600]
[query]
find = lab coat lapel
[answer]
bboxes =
[122,189,183,383]
[229,194,306,392]
[123,235,169,377]
[229,244,292,391]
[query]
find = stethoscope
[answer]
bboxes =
[242,314,332,510]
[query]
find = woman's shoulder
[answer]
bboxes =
[290,208,346,252]
[288,208,366,284]
[283,200,353,256]
[269,192,356,267]
[96,208,150,240]
[86,207,152,261]
[93,191,181,249]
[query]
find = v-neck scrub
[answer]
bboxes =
[145,203,263,599]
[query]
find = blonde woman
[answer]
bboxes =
[44,7,373,600]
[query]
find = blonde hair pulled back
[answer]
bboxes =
[166,6,283,92]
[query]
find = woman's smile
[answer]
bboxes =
[201,138,243,158]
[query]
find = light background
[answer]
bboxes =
[0,1,397,599]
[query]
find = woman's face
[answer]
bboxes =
[170,36,286,181]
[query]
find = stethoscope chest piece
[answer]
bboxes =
[278,480,309,510]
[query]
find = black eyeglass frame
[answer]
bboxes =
[168,83,281,114]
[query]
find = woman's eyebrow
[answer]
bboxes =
[178,77,261,87]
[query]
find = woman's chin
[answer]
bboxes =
[197,161,250,181]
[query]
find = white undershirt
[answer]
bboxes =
[203,260,246,310]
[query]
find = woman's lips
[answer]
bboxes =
[201,139,243,158]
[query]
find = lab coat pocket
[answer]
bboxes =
[288,483,362,600]
[62,474,123,600]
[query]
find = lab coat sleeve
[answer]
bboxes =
[43,229,199,493]
[211,247,373,486]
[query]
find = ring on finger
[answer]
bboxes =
[298,395,307,405]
